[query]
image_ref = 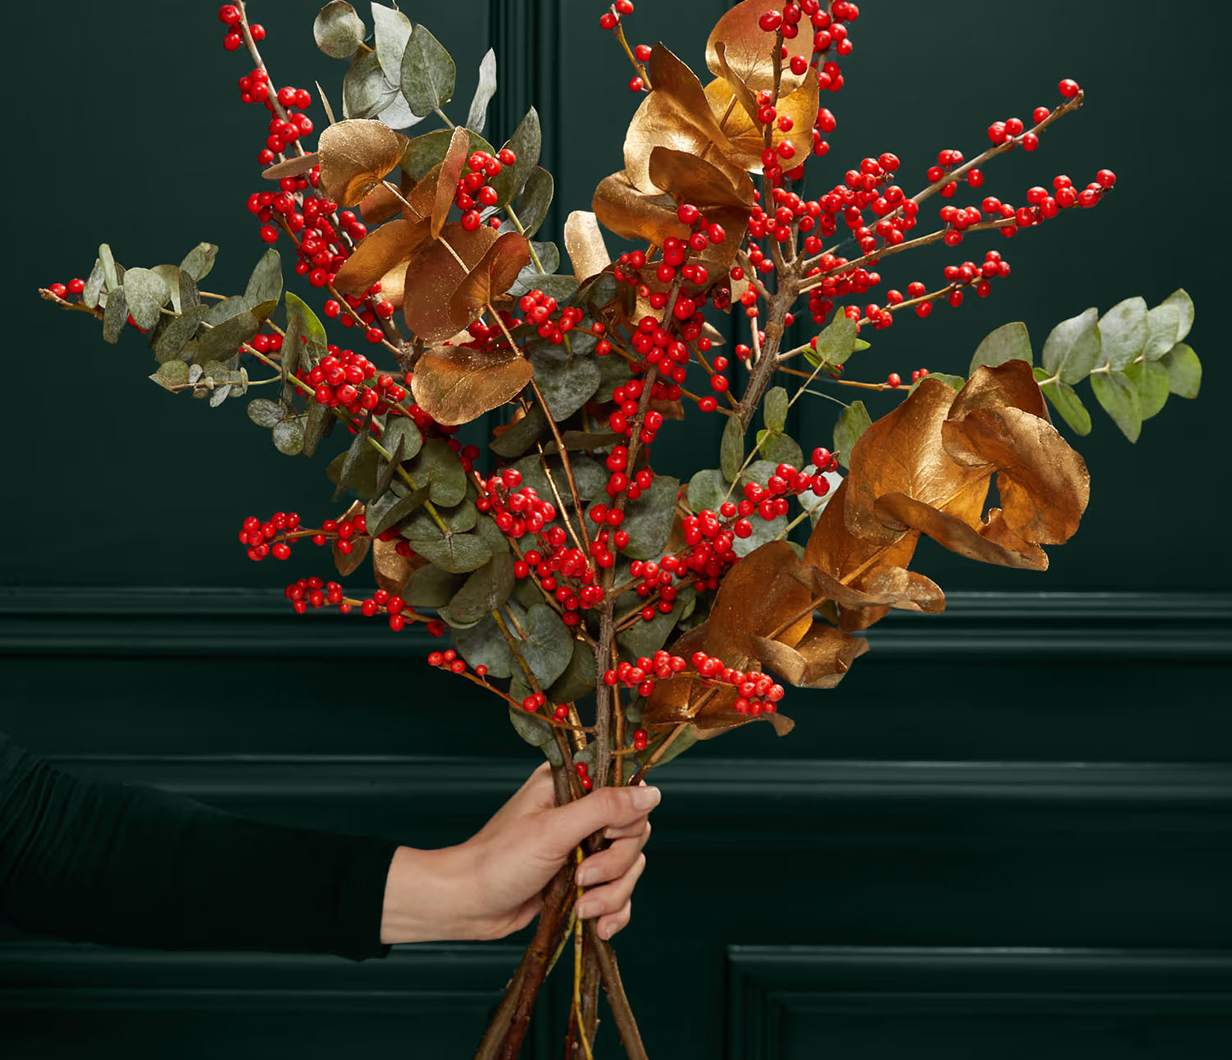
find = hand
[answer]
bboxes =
[380,762,660,945]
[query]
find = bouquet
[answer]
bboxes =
[39,1,1202,1055]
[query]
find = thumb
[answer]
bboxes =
[539,784,662,858]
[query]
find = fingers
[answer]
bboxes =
[596,901,632,941]
[576,853,644,934]
[542,784,661,858]
[576,822,650,886]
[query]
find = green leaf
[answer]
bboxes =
[755,429,802,468]
[411,438,468,507]
[302,399,332,457]
[454,614,514,675]
[509,244,561,298]
[99,243,119,290]
[1160,343,1201,398]
[1161,288,1195,344]
[193,308,265,363]
[733,509,788,558]
[285,292,328,365]
[832,400,871,467]
[400,24,455,116]
[1090,371,1142,442]
[405,563,466,609]
[314,0,366,58]
[1142,303,1181,361]
[511,452,606,508]
[150,361,189,391]
[1097,297,1148,370]
[400,128,495,180]
[343,48,398,120]
[763,386,789,432]
[247,398,284,428]
[1124,359,1170,421]
[102,285,127,344]
[272,417,306,455]
[720,413,744,481]
[371,2,412,83]
[617,587,696,660]
[489,404,549,458]
[82,258,106,309]
[179,242,218,282]
[367,485,429,537]
[179,270,201,311]
[507,705,556,752]
[154,305,209,363]
[439,552,516,626]
[1041,307,1101,384]
[466,48,497,133]
[121,268,169,330]
[528,348,600,420]
[377,91,422,131]
[969,321,1031,374]
[619,475,680,560]
[807,313,859,368]
[520,604,573,688]
[913,372,964,391]
[335,416,377,495]
[1033,367,1092,435]
[383,416,423,462]
[490,108,541,206]
[547,640,597,704]
[150,265,184,312]
[523,273,578,306]
[403,525,491,573]
[507,167,553,238]
[402,495,477,535]
[687,468,726,513]
[244,247,283,305]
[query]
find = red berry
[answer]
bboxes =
[1058,78,1080,98]
[218,5,241,24]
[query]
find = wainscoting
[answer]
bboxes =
[2,589,1230,1057]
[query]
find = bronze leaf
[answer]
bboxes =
[410,344,534,426]
[332,218,430,296]
[317,119,404,207]
[705,0,815,94]
[402,222,501,343]
[564,210,612,282]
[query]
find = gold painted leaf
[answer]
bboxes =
[706,541,814,667]
[450,231,531,323]
[333,218,430,295]
[373,537,421,594]
[706,73,818,173]
[874,493,1049,571]
[410,343,534,426]
[433,125,472,239]
[564,210,612,282]
[789,561,945,617]
[752,625,869,688]
[402,222,500,342]
[262,152,322,180]
[706,0,815,94]
[712,41,759,121]
[317,119,404,207]
[647,147,755,209]
[592,171,691,246]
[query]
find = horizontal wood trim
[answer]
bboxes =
[2,587,1230,660]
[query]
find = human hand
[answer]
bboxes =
[380,762,659,945]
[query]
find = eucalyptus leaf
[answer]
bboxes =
[519,604,574,688]
[272,417,305,455]
[1124,359,1170,420]
[154,304,209,363]
[285,292,329,365]
[807,313,859,367]
[687,468,727,513]
[378,91,423,130]
[720,413,744,481]
[314,1,367,58]
[467,48,497,133]
[99,244,119,290]
[1161,343,1201,398]
[302,398,331,457]
[507,167,553,237]
[122,268,170,330]
[755,429,802,468]
[528,348,601,420]
[343,49,398,120]
[547,640,597,704]
[617,587,696,660]
[334,418,378,495]
[1033,367,1092,435]
[412,438,468,506]
[1160,288,1194,344]
[490,405,549,457]
[490,108,541,205]
[405,562,466,609]
[439,552,516,626]
[763,387,789,432]
[247,398,284,429]
[150,361,189,391]
[82,258,106,309]
[1041,307,1101,384]
[454,614,514,676]
[619,475,680,560]
[507,705,556,752]
[102,285,127,344]
[179,242,218,282]
[1097,296,1148,370]
[969,321,1031,374]
[832,400,871,467]
[400,128,495,180]
[1091,371,1142,442]
[382,417,423,462]
[403,526,491,573]
[1142,303,1181,361]
[371,2,412,83]
[244,247,283,305]
[400,24,455,116]
[367,484,429,537]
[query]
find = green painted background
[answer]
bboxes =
[3,1,1231,1057]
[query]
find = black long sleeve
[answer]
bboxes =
[0,733,398,960]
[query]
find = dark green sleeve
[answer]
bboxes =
[0,733,398,960]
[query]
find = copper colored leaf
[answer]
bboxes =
[332,501,371,576]
[706,0,815,93]
[564,211,611,282]
[433,126,472,239]
[358,177,410,225]
[624,45,746,196]
[705,74,817,174]
[333,218,429,295]
[712,40,759,121]
[410,344,534,426]
[752,624,870,688]
[372,536,419,593]
[403,222,501,342]
[375,259,408,310]
[262,152,322,180]
[707,541,814,667]
[790,561,945,617]
[592,171,691,246]
[647,147,755,209]
[317,119,404,208]
[450,231,532,323]
[874,493,1048,571]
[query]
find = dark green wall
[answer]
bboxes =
[5,2,1232,1058]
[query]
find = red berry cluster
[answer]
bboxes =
[575,761,595,791]
[477,467,560,538]
[428,647,487,677]
[239,511,302,561]
[218,4,263,51]
[631,728,649,752]
[283,576,344,612]
[305,347,407,412]
[456,148,518,231]
[254,88,314,159]
[517,289,585,346]
[602,648,785,716]
[598,0,637,33]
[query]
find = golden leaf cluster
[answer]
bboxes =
[644,362,1090,739]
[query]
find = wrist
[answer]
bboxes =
[379,844,482,944]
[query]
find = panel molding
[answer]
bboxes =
[3,587,1229,660]
[727,946,1232,1060]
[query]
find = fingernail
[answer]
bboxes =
[632,786,661,810]
[577,866,595,887]
[598,923,612,940]
[577,900,599,919]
